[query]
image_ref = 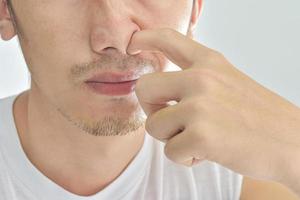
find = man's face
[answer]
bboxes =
[8,0,198,136]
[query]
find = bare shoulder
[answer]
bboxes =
[240,176,299,200]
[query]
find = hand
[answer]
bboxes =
[127,28,300,185]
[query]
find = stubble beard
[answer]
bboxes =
[56,104,146,137]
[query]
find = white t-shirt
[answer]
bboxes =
[0,94,243,200]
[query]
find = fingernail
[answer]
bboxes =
[127,48,141,55]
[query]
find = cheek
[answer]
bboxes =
[17,6,90,89]
[137,0,192,34]
[17,1,88,54]
[134,1,192,71]
[17,0,192,90]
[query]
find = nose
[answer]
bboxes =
[90,3,140,55]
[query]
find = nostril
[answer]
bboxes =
[103,47,113,50]
[101,47,122,54]
[103,47,116,51]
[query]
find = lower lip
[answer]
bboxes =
[85,80,138,96]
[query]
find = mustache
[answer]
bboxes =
[70,53,157,81]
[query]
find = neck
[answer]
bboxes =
[13,89,146,196]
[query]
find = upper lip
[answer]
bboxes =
[85,71,141,83]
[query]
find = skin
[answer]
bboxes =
[127,28,300,198]
[0,0,197,196]
[0,0,300,199]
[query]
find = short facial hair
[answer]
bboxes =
[62,52,156,137]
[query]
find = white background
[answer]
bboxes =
[1,0,300,106]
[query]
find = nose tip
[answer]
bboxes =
[90,17,141,56]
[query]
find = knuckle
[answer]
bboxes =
[189,124,210,151]
[158,28,177,39]
[189,130,207,152]
[184,69,206,93]
[205,50,224,65]
[181,100,205,126]
[197,67,217,80]
[190,68,221,93]
[184,100,208,127]
[189,100,204,114]
[187,69,204,84]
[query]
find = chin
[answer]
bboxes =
[78,94,144,119]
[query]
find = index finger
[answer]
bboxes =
[127,28,212,69]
